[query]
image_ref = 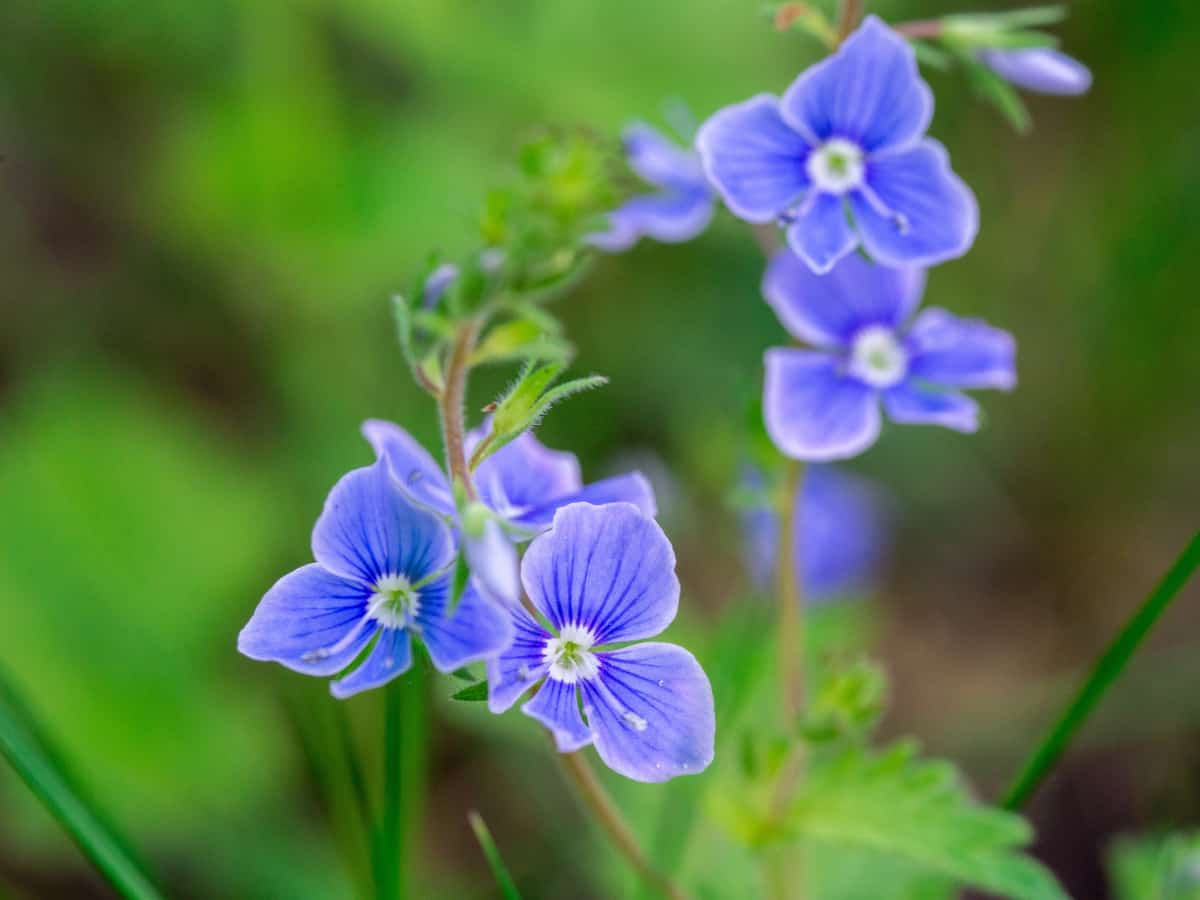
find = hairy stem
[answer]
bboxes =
[440,319,482,501]
[835,0,863,43]
[558,750,689,900]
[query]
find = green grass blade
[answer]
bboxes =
[1003,530,1200,810]
[0,673,164,900]
[467,811,523,899]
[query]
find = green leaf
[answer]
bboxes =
[451,682,490,702]
[449,667,478,683]
[0,668,164,899]
[963,58,1032,134]
[1004,531,1200,810]
[788,743,1068,900]
[1107,831,1200,900]
[468,811,523,899]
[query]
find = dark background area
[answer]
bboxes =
[1,0,1198,897]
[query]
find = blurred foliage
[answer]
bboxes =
[0,0,1199,897]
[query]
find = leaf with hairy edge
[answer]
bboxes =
[788,742,1068,900]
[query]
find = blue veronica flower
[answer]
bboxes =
[363,420,656,603]
[762,249,1015,461]
[237,459,512,698]
[978,48,1092,96]
[742,464,888,601]
[696,15,977,274]
[587,123,715,252]
[487,502,715,782]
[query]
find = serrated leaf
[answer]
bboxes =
[451,682,489,702]
[788,742,1068,900]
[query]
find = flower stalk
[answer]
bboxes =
[440,319,483,502]
[558,749,689,900]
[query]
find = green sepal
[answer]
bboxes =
[962,56,1033,134]
[450,681,490,702]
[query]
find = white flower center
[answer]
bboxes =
[369,574,421,630]
[849,325,908,389]
[806,138,866,195]
[543,624,599,684]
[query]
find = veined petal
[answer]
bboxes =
[884,381,979,432]
[510,472,657,534]
[581,643,715,783]
[415,580,513,673]
[238,563,375,675]
[520,502,678,644]
[979,48,1092,96]
[623,123,707,189]
[362,419,454,516]
[763,249,926,348]
[311,458,456,587]
[523,679,593,752]
[473,429,581,519]
[587,188,714,252]
[764,349,882,461]
[486,608,552,713]
[853,140,978,268]
[906,308,1017,390]
[329,628,413,699]
[785,194,858,275]
[781,16,932,154]
[695,94,811,223]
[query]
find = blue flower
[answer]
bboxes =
[742,465,888,602]
[696,15,977,274]
[979,48,1092,96]
[762,249,1015,460]
[237,459,512,698]
[363,420,656,602]
[587,123,715,252]
[487,503,715,783]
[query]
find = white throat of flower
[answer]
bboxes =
[369,574,421,630]
[543,624,600,684]
[849,325,908,389]
[806,138,866,195]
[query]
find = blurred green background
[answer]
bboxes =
[1,0,1198,897]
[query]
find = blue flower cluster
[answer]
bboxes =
[238,13,1089,785]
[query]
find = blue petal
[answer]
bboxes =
[884,381,979,432]
[784,194,857,274]
[800,465,888,601]
[415,580,514,673]
[781,16,932,154]
[238,563,375,675]
[979,48,1092,96]
[520,502,678,644]
[486,607,552,713]
[463,518,521,607]
[906,308,1017,390]
[763,349,882,461]
[695,94,811,223]
[622,123,707,189]
[422,263,458,310]
[581,643,715,783]
[587,188,714,252]
[362,419,454,516]
[511,472,658,534]
[329,628,413,699]
[311,458,456,587]
[763,249,926,348]
[473,429,581,519]
[852,140,978,268]
[523,679,593,752]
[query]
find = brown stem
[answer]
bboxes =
[835,0,863,44]
[558,751,690,900]
[893,19,943,39]
[439,319,482,501]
